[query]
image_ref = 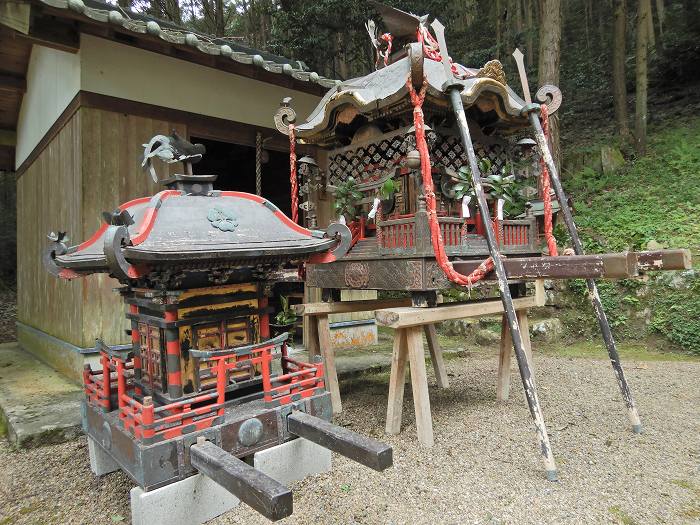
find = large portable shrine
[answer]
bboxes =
[275,29,559,298]
[270,7,691,482]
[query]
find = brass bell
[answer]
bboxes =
[406,150,421,169]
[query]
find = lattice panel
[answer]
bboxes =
[327,132,415,186]
[431,135,506,176]
[327,131,513,186]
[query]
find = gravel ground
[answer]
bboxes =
[0,353,698,525]
[0,289,16,343]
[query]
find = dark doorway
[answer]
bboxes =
[191,137,293,217]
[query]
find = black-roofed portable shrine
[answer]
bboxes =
[42,137,388,522]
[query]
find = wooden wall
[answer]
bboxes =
[80,107,186,346]
[17,106,186,347]
[17,112,84,345]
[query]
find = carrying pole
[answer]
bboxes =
[431,19,558,481]
[527,111,642,433]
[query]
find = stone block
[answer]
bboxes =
[88,437,120,476]
[254,437,331,486]
[130,473,240,525]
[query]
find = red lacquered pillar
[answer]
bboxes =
[164,310,183,399]
[129,304,142,397]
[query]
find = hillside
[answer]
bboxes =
[556,116,700,354]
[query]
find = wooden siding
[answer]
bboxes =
[17,112,83,344]
[17,106,186,347]
[80,107,186,346]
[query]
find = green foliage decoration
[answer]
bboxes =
[274,295,297,326]
[333,177,363,221]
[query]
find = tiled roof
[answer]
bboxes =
[38,0,341,89]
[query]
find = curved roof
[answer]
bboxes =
[35,0,341,90]
[51,189,334,279]
[295,56,528,139]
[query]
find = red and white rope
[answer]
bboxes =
[288,123,299,224]
[407,76,494,286]
[539,104,558,256]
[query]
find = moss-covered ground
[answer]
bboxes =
[556,116,700,354]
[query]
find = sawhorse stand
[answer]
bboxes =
[376,283,544,447]
[296,298,414,414]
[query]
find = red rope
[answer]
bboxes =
[407,76,494,286]
[289,123,299,224]
[539,105,558,256]
[416,26,468,78]
[379,33,393,67]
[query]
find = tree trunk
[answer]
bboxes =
[525,0,534,66]
[215,0,225,37]
[613,0,631,141]
[647,0,656,48]
[496,0,503,60]
[635,0,651,156]
[655,0,665,36]
[538,0,562,169]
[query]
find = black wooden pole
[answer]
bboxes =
[528,111,642,433]
[430,18,558,480]
[449,89,558,480]
[190,439,293,521]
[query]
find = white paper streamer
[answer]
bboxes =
[367,197,381,219]
[497,198,504,220]
[461,195,471,218]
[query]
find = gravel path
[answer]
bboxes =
[0,289,16,343]
[1,353,698,524]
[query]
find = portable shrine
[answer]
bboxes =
[43,135,389,522]
[273,7,691,481]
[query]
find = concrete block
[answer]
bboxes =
[87,437,120,476]
[130,474,240,525]
[254,437,331,486]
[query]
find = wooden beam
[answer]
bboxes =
[385,328,408,435]
[405,326,434,447]
[294,297,412,316]
[452,252,639,280]
[423,324,449,389]
[375,295,538,329]
[0,74,26,93]
[0,129,17,147]
[636,249,691,272]
[17,15,80,53]
[496,313,512,402]
[317,315,341,414]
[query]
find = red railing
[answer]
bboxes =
[379,219,415,249]
[439,219,463,246]
[500,221,530,246]
[83,339,324,442]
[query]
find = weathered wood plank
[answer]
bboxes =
[406,326,434,447]
[317,315,341,414]
[423,324,449,389]
[385,328,408,435]
[375,296,538,329]
[517,310,534,373]
[636,249,691,271]
[496,313,512,402]
[452,252,639,280]
[295,297,412,316]
[16,112,84,344]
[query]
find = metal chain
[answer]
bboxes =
[255,132,262,196]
